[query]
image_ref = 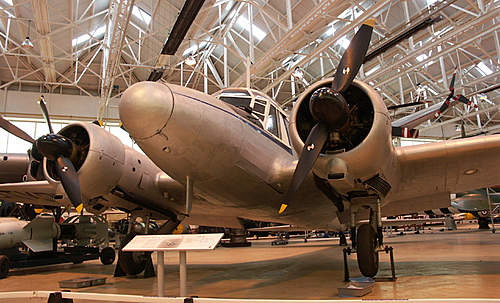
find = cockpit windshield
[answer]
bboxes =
[213,88,290,146]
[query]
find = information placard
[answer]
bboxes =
[122,233,224,251]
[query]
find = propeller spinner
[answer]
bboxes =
[279,19,375,215]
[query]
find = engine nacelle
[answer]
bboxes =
[290,79,396,196]
[44,122,125,201]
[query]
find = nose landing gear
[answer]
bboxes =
[346,198,396,280]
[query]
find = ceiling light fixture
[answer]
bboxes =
[185,55,196,66]
[22,20,34,49]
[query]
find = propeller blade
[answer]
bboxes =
[38,96,54,134]
[449,70,456,92]
[433,96,453,119]
[279,123,329,214]
[332,19,374,92]
[387,101,425,110]
[0,115,35,143]
[55,156,83,214]
[455,94,475,107]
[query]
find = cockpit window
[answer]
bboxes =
[266,105,279,137]
[253,103,265,114]
[218,96,251,109]
[214,88,290,147]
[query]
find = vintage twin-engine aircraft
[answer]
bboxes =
[119,19,500,277]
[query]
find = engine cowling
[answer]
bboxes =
[290,78,395,196]
[43,122,125,202]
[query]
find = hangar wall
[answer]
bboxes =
[0,90,120,122]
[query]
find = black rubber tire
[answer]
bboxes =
[118,233,148,275]
[100,247,116,265]
[356,224,379,277]
[0,255,9,279]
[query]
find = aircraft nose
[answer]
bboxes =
[119,81,174,139]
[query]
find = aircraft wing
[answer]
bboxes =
[247,225,308,232]
[0,181,70,208]
[386,135,500,213]
[247,218,452,232]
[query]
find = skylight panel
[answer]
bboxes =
[236,15,266,41]
[477,62,493,76]
[72,25,106,47]
[416,54,428,62]
[324,23,335,37]
[427,0,438,6]
[337,36,350,49]
[132,6,151,25]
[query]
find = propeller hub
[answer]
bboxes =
[36,134,73,161]
[309,87,349,129]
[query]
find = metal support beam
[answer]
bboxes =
[286,0,293,30]
[97,0,134,121]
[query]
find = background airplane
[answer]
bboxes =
[118,19,500,278]
[390,70,473,138]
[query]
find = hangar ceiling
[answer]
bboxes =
[0,0,498,139]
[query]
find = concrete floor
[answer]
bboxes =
[1,223,500,300]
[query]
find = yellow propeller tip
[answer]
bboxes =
[364,19,375,27]
[278,203,288,214]
[76,203,84,214]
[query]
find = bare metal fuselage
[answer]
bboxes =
[120,80,391,229]
[120,78,500,231]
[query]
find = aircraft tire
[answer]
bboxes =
[118,233,148,275]
[356,223,378,277]
[100,247,116,265]
[0,255,9,279]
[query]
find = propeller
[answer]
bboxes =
[433,70,457,119]
[0,115,35,144]
[36,96,84,214]
[0,97,84,213]
[432,70,477,120]
[279,19,375,215]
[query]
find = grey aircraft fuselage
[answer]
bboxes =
[119,78,500,231]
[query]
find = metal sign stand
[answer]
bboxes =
[156,250,188,297]
[123,233,223,297]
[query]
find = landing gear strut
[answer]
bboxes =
[350,198,386,278]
